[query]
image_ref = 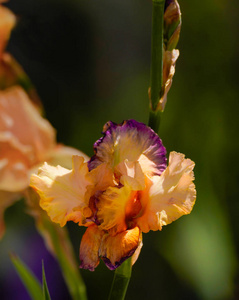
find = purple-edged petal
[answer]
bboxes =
[80,225,141,271]
[79,224,105,271]
[89,120,167,177]
[99,226,141,270]
[137,151,196,233]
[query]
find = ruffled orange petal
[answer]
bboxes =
[97,183,139,235]
[99,226,141,270]
[95,161,145,235]
[79,224,105,271]
[116,160,145,190]
[88,162,115,194]
[30,155,93,227]
[137,151,196,232]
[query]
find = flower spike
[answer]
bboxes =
[149,0,181,113]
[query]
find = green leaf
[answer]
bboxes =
[10,254,42,300]
[42,261,51,300]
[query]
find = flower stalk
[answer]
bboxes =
[148,109,162,134]
[148,0,165,132]
[148,0,181,133]
[39,217,88,300]
[108,258,132,300]
[25,189,88,300]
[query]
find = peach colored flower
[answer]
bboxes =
[31,120,196,270]
[0,86,87,238]
[0,86,55,192]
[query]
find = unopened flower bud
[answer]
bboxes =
[164,0,181,51]
[156,0,181,112]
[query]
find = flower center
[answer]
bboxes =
[125,191,142,228]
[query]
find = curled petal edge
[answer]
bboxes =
[137,151,196,233]
[30,155,93,227]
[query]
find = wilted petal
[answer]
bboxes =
[99,226,141,270]
[79,224,104,271]
[137,151,196,233]
[158,49,179,112]
[30,155,93,227]
[89,120,167,177]
[164,0,181,50]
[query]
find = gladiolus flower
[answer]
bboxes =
[31,120,196,270]
[0,86,87,238]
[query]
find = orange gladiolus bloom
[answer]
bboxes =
[31,120,196,270]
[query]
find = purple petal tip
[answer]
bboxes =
[88,119,167,175]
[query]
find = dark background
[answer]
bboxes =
[1,0,239,299]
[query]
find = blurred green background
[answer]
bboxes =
[1,0,239,299]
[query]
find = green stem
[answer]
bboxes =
[148,110,162,133]
[148,0,165,131]
[108,258,132,300]
[25,188,88,299]
[40,216,88,300]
